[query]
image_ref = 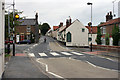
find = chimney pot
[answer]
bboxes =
[66,19,69,27]
[60,22,63,27]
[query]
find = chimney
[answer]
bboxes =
[69,16,72,25]
[59,22,63,27]
[109,11,113,20]
[106,12,113,22]
[66,19,69,27]
[106,13,109,22]
[35,13,38,21]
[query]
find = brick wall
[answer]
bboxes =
[93,45,120,53]
[106,24,119,35]
[16,25,35,34]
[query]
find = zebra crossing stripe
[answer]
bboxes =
[50,52,60,56]
[71,52,84,56]
[38,53,47,57]
[61,52,72,56]
[28,53,35,57]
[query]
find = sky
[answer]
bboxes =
[5,0,119,29]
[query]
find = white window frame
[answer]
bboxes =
[27,26,31,33]
[103,26,106,34]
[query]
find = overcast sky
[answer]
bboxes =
[5,0,119,29]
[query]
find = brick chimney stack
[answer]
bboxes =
[106,11,113,22]
[66,19,69,28]
[106,13,109,22]
[59,22,63,27]
[69,16,72,25]
[109,11,113,20]
[35,13,38,21]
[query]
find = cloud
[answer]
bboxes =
[5,0,119,28]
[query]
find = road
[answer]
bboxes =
[16,36,119,79]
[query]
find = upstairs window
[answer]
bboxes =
[82,28,85,32]
[103,26,106,34]
[27,26,31,33]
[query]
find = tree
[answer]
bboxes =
[112,25,120,46]
[39,23,51,35]
[5,10,23,40]
[105,33,109,45]
[96,26,102,45]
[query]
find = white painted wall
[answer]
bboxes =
[109,37,113,46]
[52,30,57,39]
[0,0,5,78]
[66,19,89,47]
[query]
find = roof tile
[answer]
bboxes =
[99,18,120,26]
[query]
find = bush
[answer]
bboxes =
[96,26,102,44]
[112,25,120,46]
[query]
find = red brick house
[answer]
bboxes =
[16,13,39,43]
[99,12,120,45]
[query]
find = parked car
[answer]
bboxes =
[9,40,13,44]
[5,40,9,44]
[5,40,13,44]
[18,40,31,44]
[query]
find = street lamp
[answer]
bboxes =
[112,0,116,17]
[87,2,93,52]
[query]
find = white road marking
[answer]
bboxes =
[33,45,36,47]
[50,52,60,56]
[106,58,114,61]
[99,56,117,62]
[61,52,72,56]
[48,72,64,78]
[71,52,84,56]
[86,61,97,67]
[28,53,35,57]
[38,53,47,57]
[36,58,64,79]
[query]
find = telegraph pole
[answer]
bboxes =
[13,0,15,56]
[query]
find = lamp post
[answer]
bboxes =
[87,2,93,52]
[112,0,116,17]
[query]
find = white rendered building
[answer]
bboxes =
[0,0,5,78]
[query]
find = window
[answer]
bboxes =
[27,26,31,33]
[67,32,71,42]
[82,28,85,32]
[103,26,106,34]
[88,37,92,41]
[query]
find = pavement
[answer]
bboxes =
[2,47,50,79]
[49,42,72,52]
